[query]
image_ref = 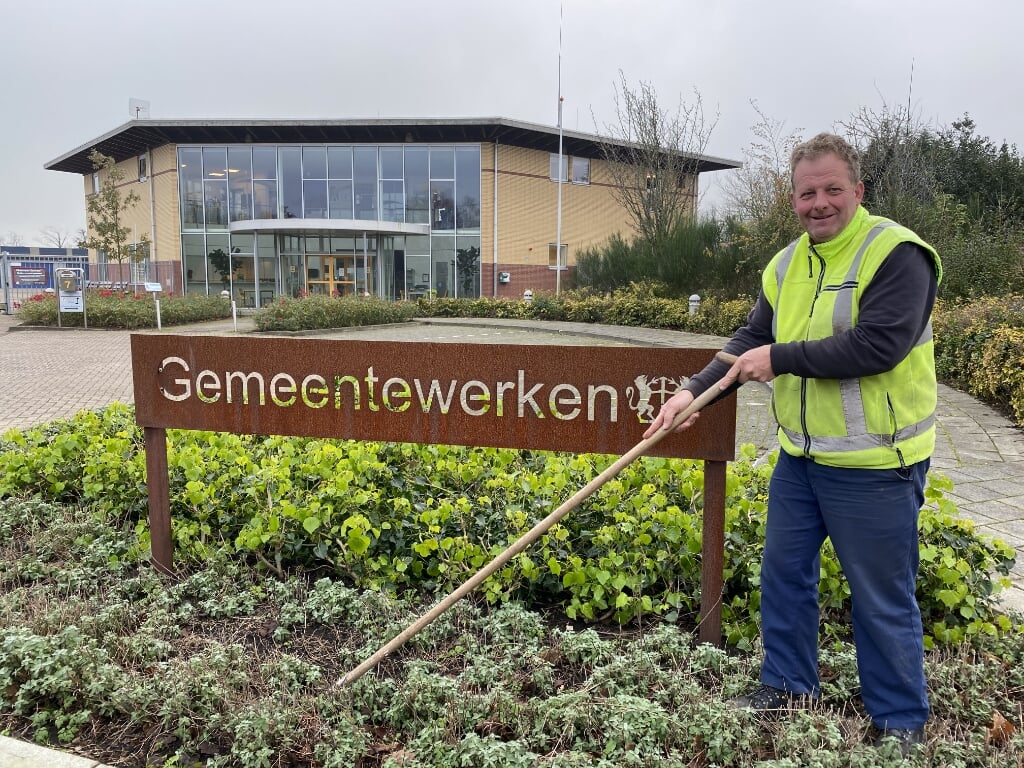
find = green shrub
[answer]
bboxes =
[253,294,418,331]
[934,295,1024,422]
[936,219,1024,300]
[573,218,754,299]
[415,296,531,319]
[15,291,232,329]
[2,444,1023,764]
[0,407,1015,650]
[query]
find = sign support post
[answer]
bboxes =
[145,282,163,330]
[1,251,10,315]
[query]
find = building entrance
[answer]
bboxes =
[306,253,373,296]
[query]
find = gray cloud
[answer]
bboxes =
[2,0,1020,240]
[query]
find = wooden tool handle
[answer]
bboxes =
[337,348,737,686]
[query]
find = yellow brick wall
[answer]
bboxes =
[83,155,153,254]
[487,144,639,267]
[150,145,181,265]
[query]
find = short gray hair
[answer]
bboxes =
[790,133,861,186]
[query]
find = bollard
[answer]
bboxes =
[688,294,701,316]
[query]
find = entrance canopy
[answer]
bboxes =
[228,218,430,237]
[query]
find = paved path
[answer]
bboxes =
[2,310,1024,768]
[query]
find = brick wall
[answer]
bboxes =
[481,262,575,298]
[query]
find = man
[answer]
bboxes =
[645,133,941,755]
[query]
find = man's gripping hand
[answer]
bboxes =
[643,389,699,439]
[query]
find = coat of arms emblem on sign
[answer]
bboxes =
[626,375,690,423]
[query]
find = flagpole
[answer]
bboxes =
[555,0,564,296]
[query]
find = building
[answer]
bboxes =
[45,118,738,306]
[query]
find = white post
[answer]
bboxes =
[1,251,10,315]
[555,0,565,297]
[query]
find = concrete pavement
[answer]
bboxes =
[2,309,1024,767]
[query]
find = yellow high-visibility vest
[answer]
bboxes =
[763,206,942,469]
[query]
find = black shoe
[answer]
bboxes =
[729,683,804,711]
[872,727,924,757]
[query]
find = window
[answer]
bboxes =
[404,147,429,224]
[92,172,100,194]
[138,155,148,182]
[571,157,590,185]
[549,153,568,181]
[279,148,302,219]
[455,146,481,230]
[430,182,454,230]
[353,147,378,220]
[228,147,253,222]
[178,148,203,228]
[202,148,228,228]
[548,243,567,268]
[128,241,151,263]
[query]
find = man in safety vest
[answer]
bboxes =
[646,132,940,756]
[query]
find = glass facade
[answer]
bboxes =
[176,143,482,304]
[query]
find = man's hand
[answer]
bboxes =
[642,345,776,440]
[719,345,775,389]
[643,389,699,438]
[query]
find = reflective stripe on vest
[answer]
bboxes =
[770,240,799,340]
[779,413,935,454]
[835,222,895,437]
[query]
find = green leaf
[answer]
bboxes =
[348,532,371,554]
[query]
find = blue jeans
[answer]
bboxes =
[760,450,930,729]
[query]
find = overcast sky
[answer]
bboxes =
[2,0,1022,245]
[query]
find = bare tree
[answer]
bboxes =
[2,231,25,246]
[39,225,77,248]
[595,72,718,252]
[836,71,938,226]
[721,102,805,260]
[81,149,150,265]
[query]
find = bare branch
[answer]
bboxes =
[39,225,75,248]
[594,72,718,250]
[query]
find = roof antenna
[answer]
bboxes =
[129,98,151,120]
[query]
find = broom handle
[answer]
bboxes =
[338,351,739,686]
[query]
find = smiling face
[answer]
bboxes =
[790,153,865,244]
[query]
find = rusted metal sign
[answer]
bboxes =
[131,333,736,644]
[131,334,736,461]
